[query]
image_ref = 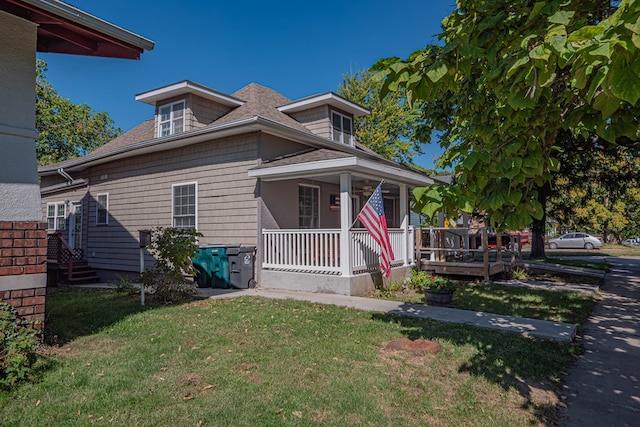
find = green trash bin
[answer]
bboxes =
[193,244,235,288]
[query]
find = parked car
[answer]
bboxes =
[474,227,530,249]
[547,233,603,250]
[622,238,640,246]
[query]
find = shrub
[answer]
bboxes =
[421,275,456,292]
[111,275,138,295]
[511,267,529,280]
[0,301,40,389]
[140,227,202,303]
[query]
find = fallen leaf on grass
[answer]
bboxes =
[183,393,194,400]
[274,408,283,414]
[35,400,40,407]
[202,384,214,391]
[292,411,302,418]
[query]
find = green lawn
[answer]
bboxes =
[0,288,582,426]
[376,282,597,325]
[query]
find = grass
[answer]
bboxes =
[379,283,597,325]
[0,288,583,426]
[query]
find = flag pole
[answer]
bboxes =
[350,180,384,229]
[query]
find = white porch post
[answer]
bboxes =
[339,173,352,277]
[400,184,409,266]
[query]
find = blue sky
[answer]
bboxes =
[39,0,456,169]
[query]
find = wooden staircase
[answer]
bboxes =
[58,259,100,284]
[47,232,100,285]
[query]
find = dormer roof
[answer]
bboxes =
[135,80,245,107]
[278,92,369,117]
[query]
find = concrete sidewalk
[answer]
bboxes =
[198,287,577,343]
[558,256,640,426]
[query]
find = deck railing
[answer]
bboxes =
[262,227,414,274]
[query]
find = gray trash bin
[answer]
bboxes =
[228,246,256,289]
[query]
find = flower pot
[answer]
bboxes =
[424,289,453,304]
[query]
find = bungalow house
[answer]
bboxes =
[39,80,435,295]
[0,0,153,329]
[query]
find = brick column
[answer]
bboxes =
[0,221,48,332]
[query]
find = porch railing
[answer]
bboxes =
[262,227,414,275]
[47,231,83,278]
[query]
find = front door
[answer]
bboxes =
[68,202,82,250]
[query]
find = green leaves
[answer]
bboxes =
[376,0,640,231]
[610,65,640,105]
[36,60,121,166]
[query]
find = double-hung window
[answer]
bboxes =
[331,110,353,145]
[96,193,109,225]
[298,185,319,229]
[172,182,197,229]
[158,100,185,137]
[47,202,66,230]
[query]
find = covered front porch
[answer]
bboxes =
[249,148,434,295]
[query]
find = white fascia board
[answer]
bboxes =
[278,93,369,117]
[24,0,154,50]
[135,81,245,107]
[249,157,434,187]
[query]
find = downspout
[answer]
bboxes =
[57,167,74,182]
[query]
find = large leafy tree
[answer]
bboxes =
[375,0,640,257]
[337,69,429,167]
[549,134,640,242]
[36,59,121,166]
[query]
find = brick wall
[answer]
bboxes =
[0,221,48,331]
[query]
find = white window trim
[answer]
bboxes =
[172,181,198,229]
[298,184,320,229]
[46,201,66,231]
[96,193,109,225]
[331,110,353,146]
[157,100,185,137]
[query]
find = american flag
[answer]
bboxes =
[357,184,395,278]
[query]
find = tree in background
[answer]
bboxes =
[36,59,121,166]
[375,0,640,257]
[337,69,430,168]
[549,133,640,242]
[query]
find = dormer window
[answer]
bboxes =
[158,100,185,137]
[331,110,353,145]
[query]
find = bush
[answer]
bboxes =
[141,227,202,303]
[0,301,40,389]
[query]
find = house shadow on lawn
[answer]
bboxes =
[370,311,577,422]
[43,287,154,346]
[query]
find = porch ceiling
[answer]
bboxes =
[249,151,434,189]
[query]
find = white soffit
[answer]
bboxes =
[278,93,369,117]
[249,157,433,186]
[135,80,245,107]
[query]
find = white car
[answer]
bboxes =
[547,233,603,250]
[622,238,640,246]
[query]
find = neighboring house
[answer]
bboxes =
[39,80,435,296]
[0,0,153,329]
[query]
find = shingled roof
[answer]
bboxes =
[39,81,402,174]
[213,83,312,134]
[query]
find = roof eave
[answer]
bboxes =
[15,0,154,58]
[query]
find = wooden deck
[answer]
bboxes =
[416,227,521,281]
[420,259,508,278]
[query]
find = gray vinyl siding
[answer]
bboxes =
[46,133,260,274]
[288,105,331,139]
[153,94,235,137]
[259,133,310,161]
[189,96,233,129]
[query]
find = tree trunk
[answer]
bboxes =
[530,184,548,259]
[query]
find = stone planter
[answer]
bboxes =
[424,289,453,305]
